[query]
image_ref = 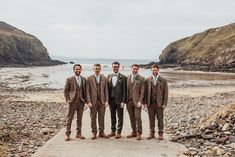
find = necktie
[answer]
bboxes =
[153,76,157,86]
[77,77,81,87]
[131,75,136,83]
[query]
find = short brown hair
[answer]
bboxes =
[151,64,159,69]
[131,64,139,68]
[94,63,101,67]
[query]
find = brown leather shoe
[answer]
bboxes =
[147,133,155,140]
[115,133,121,139]
[158,133,164,140]
[98,132,109,138]
[136,133,142,140]
[127,132,137,138]
[76,133,85,139]
[107,132,116,137]
[65,135,70,141]
[91,133,97,140]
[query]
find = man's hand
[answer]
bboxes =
[121,102,125,108]
[162,105,166,109]
[137,102,142,108]
[87,103,92,108]
[105,102,109,107]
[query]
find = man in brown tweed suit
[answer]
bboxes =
[126,64,145,140]
[64,64,87,141]
[144,64,168,140]
[86,63,109,140]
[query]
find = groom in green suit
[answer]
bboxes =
[107,61,127,139]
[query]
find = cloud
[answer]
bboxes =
[1,0,235,59]
[52,24,81,32]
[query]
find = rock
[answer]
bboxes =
[212,146,219,151]
[222,123,230,131]
[216,148,225,155]
[229,136,235,143]
[216,136,229,144]
[190,151,197,156]
[19,152,28,157]
[188,147,197,151]
[40,128,54,135]
[18,143,23,151]
[205,150,213,156]
[229,143,235,149]
[223,152,232,157]
[224,131,232,135]
[202,134,214,140]
[204,142,214,146]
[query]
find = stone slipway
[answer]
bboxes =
[32,108,188,157]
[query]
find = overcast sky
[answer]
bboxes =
[1,0,235,60]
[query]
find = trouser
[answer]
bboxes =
[109,98,124,133]
[66,99,85,135]
[147,103,164,134]
[90,100,106,133]
[127,101,142,134]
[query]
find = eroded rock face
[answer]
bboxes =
[159,23,235,72]
[0,21,65,66]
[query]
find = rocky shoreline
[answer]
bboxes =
[139,62,235,73]
[0,60,66,68]
[165,93,235,156]
[0,83,67,157]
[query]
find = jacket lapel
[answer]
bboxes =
[156,76,160,85]
[133,74,139,90]
[92,75,97,90]
[81,76,85,91]
[148,77,152,94]
[100,75,103,89]
[127,75,131,91]
[108,74,112,86]
[72,76,77,90]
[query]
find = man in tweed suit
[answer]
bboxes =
[126,64,145,140]
[86,63,109,140]
[64,64,87,141]
[144,64,168,140]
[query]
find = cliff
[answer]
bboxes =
[158,23,235,72]
[0,21,65,67]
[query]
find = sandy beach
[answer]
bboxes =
[0,65,235,157]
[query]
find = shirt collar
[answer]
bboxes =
[132,74,137,77]
[94,74,100,78]
[75,75,81,79]
[152,74,159,79]
[113,72,119,76]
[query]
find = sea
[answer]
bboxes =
[0,56,235,89]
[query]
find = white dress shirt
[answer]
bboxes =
[131,74,137,83]
[95,74,100,83]
[112,73,119,86]
[152,74,159,86]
